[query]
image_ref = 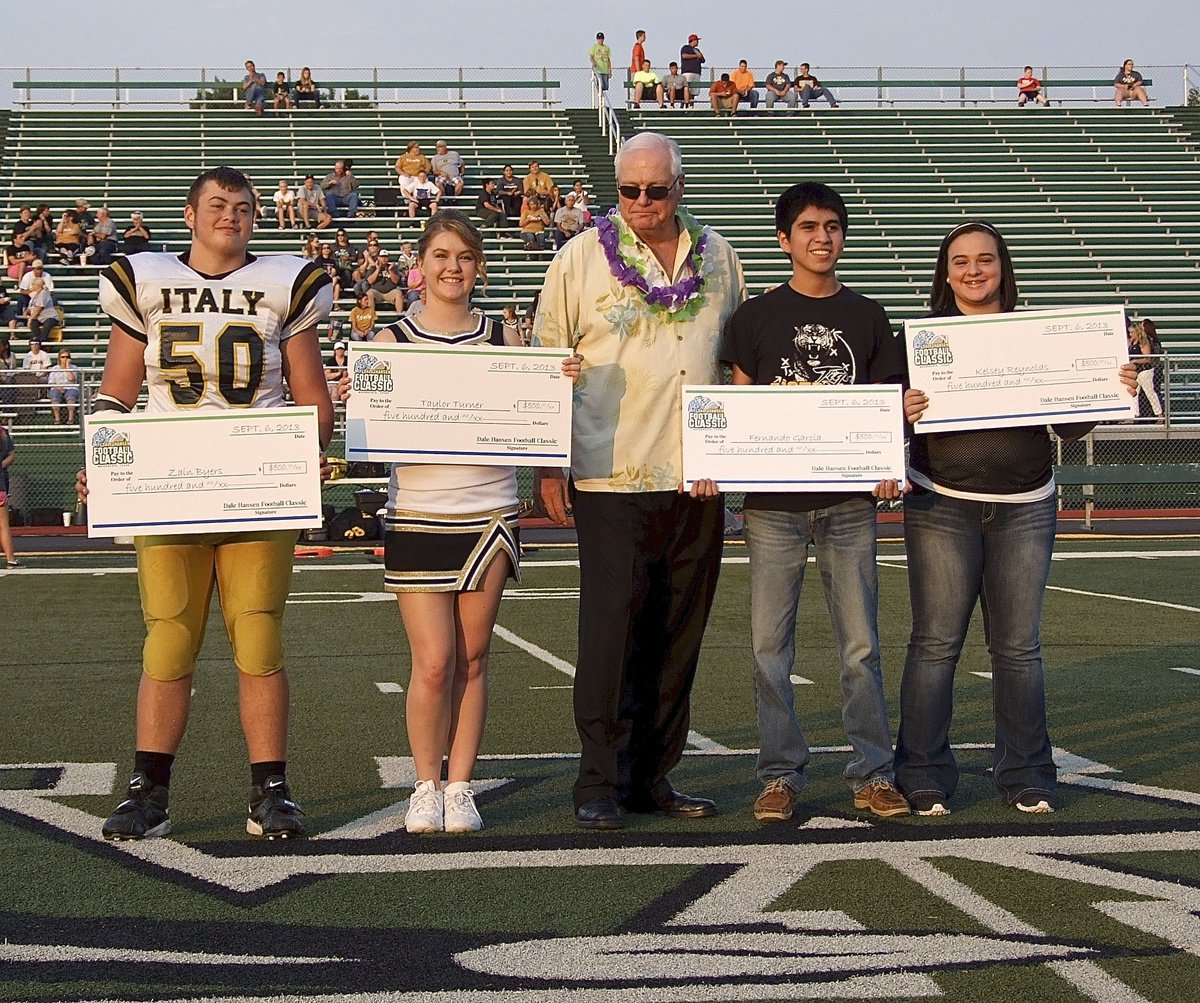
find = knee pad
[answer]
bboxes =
[141,618,200,682]
[229,608,285,677]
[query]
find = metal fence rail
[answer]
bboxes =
[0,64,1194,111]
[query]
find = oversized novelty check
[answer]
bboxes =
[84,407,323,537]
[345,343,573,466]
[904,306,1135,433]
[681,385,905,492]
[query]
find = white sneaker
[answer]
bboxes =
[405,780,443,833]
[443,781,483,833]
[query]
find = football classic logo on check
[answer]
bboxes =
[911,329,954,366]
[90,426,134,466]
[352,353,394,393]
[686,394,728,429]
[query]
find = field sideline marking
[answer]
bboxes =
[1045,585,1200,613]
[1169,666,1200,677]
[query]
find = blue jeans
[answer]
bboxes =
[325,192,360,217]
[799,84,837,107]
[895,489,1057,804]
[244,84,265,110]
[743,498,894,792]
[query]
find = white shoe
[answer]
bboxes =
[443,781,483,833]
[405,780,443,833]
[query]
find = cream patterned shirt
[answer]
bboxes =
[534,211,746,492]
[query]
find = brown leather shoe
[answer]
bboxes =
[852,777,911,818]
[753,777,800,821]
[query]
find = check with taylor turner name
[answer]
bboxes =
[681,385,906,492]
[904,306,1136,433]
[84,407,323,537]
[345,343,573,466]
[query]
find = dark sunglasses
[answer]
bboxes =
[617,178,680,201]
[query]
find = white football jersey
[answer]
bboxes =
[98,252,333,413]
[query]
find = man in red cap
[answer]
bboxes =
[680,34,705,108]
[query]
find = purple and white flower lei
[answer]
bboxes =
[595,210,710,320]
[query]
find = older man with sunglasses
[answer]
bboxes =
[535,132,747,830]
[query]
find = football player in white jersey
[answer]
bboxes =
[87,166,334,840]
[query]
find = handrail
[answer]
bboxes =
[593,76,622,155]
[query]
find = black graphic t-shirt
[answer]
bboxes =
[721,283,905,512]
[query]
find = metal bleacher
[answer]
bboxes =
[0,107,588,371]
[626,106,1200,343]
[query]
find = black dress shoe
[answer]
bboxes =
[576,796,624,830]
[633,789,718,818]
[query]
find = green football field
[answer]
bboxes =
[2,535,1200,1002]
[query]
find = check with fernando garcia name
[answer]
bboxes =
[84,407,323,537]
[681,384,905,492]
[904,306,1135,433]
[345,343,573,467]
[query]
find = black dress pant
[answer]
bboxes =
[571,489,724,808]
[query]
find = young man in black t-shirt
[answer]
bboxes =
[720,182,909,822]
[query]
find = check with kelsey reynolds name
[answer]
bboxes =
[904,306,1135,433]
[84,407,323,537]
[345,343,573,466]
[681,385,905,492]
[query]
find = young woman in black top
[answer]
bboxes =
[895,221,1137,817]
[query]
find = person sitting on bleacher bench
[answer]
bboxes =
[1017,67,1050,107]
[661,62,688,108]
[476,179,508,229]
[298,175,332,230]
[732,60,760,110]
[24,282,60,343]
[709,73,738,116]
[523,161,561,211]
[1114,58,1150,106]
[632,60,666,109]
[292,67,322,108]
[431,141,466,198]
[46,347,80,425]
[84,208,118,265]
[407,172,442,219]
[496,165,524,220]
[321,160,360,218]
[8,208,39,263]
[765,61,796,110]
[795,64,838,108]
[394,142,431,195]
[21,336,51,372]
[123,211,152,255]
[272,72,292,110]
[53,211,84,266]
[242,60,266,115]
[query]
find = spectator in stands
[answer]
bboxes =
[632,60,666,109]
[357,249,403,312]
[272,72,292,110]
[497,165,525,219]
[53,210,85,266]
[325,341,348,384]
[679,34,704,106]
[394,141,432,191]
[631,29,647,79]
[17,260,53,310]
[407,171,442,218]
[1017,67,1050,107]
[86,208,119,265]
[431,141,467,198]
[895,221,1139,818]
[273,180,298,229]
[46,347,80,425]
[0,334,14,372]
[501,304,520,344]
[732,60,760,110]
[298,175,332,230]
[354,236,382,281]
[292,67,321,108]
[396,240,418,279]
[476,179,508,228]
[245,175,266,227]
[242,60,267,115]
[766,61,796,110]
[404,264,425,306]
[9,207,38,260]
[330,228,360,290]
[523,161,560,209]
[569,179,592,213]
[590,32,612,92]
[74,199,95,232]
[348,293,378,341]
[710,73,738,116]
[22,336,51,372]
[519,194,551,257]
[1114,59,1150,106]
[1129,319,1164,420]
[520,313,534,345]
[321,160,360,218]
[24,280,60,341]
[302,232,321,260]
[32,206,53,257]
[661,62,688,108]
[795,64,838,108]
[0,424,19,568]
[405,287,427,318]
[317,243,342,300]
[0,287,17,331]
[123,211,152,254]
[553,193,585,248]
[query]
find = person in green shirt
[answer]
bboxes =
[589,32,613,92]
